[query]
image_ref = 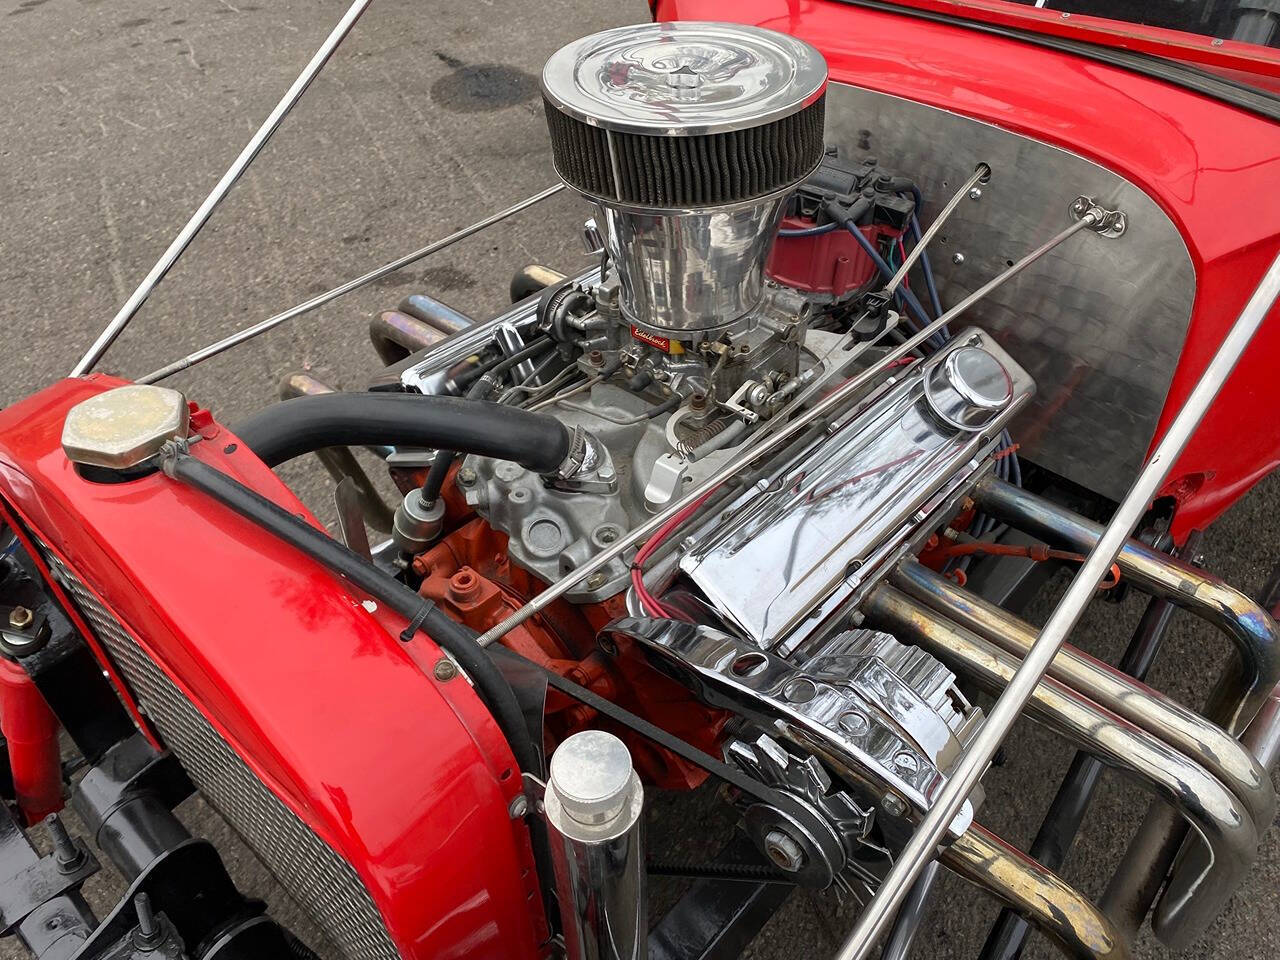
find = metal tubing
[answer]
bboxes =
[879,862,940,960]
[474,212,1100,649]
[138,184,565,384]
[940,825,1130,960]
[545,731,646,960]
[864,583,1258,934]
[886,164,989,296]
[979,534,1200,960]
[832,245,1280,960]
[72,0,375,376]
[890,559,1273,827]
[368,311,449,366]
[972,476,1280,736]
[398,293,475,335]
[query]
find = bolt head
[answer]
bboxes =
[585,572,608,590]
[881,793,908,817]
[968,186,983,201]
[951,252,966,265]
[508,794,529,819]
[8,607,32,630]
[763,829,806,872]
[457,467,478,486]
[894,751,921,775]
[433,658,458,682]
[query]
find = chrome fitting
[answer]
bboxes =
[391,489,446,555]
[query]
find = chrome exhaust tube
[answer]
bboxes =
[941,825,1130,960]
[890,559,1275,827]
[969,475,1280,945]
[971,475,1280,735]
[863,583,1259,944]
[545,730,646,960]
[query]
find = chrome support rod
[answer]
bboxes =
[138,184,565,384]
[72,0,376,377]
[830,244,1280,960]
[474,211,1099,649]
[885,163,989,296]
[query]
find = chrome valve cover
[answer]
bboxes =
[679,328,1034,651]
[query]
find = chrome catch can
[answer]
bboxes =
[545,730,646,960]
[541,22,827,335]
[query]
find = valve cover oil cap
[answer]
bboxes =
[549,730,637,826]
[924,347,1013,432]
[62,385,190,470]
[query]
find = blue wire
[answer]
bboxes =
[779,222,838,237]
[842,222,935,334]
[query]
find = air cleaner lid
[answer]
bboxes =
[542,21,827,137]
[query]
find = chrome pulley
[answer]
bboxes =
[725,733,886,896]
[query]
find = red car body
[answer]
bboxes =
[2,2,1280,957]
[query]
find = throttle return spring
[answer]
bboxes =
[676,418,732,458]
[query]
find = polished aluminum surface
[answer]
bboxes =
[831,245,1280,960]
[61,385,189,469]
[545,731,645,960]
[891,558,1274,827]
[140,184,565,384]
[474,206,1105,650]
[972,475,1280,735]
[680,329,1032,648]
[924,347,1013,431]
[940,826,1130,960]
[864,583,1258,941]
[606,618,979,840]
[541,22,826,136]
[824,82,1195,499]
[73,0,374,377]
[398,264,600,397]
[594,193,788,334]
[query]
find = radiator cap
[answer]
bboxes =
[62,385,189,470]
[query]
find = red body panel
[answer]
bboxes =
[0,659,62,823]
[0,376,544,960]
[661,0,1280,536]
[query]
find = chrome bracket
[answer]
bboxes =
[1070,196,1127,239]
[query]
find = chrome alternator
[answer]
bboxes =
[605,620,984,888]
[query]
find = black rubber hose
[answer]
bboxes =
[233,391,569,474]
[161,452,541,777]
[421,338,559,504]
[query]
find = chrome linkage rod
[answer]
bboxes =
[138,184,564,384]
[831,244,1280,960]
[72,0,376,377]
[884,163,989,297]
[474,208,1102,649]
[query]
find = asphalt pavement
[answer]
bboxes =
[2,1,1277,958]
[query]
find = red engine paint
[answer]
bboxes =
[0,377,546,960]
[661,0,1280,537]
[0,659,62,823]
[766,218,893,296]
[413,516,727,791]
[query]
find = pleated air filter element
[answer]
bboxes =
[541,22,828,210]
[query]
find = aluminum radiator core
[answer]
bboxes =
[680,330,1035,650]
[541,22,827,334]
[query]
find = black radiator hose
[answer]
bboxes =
[233,391,570,474]
[160,451,542,778]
